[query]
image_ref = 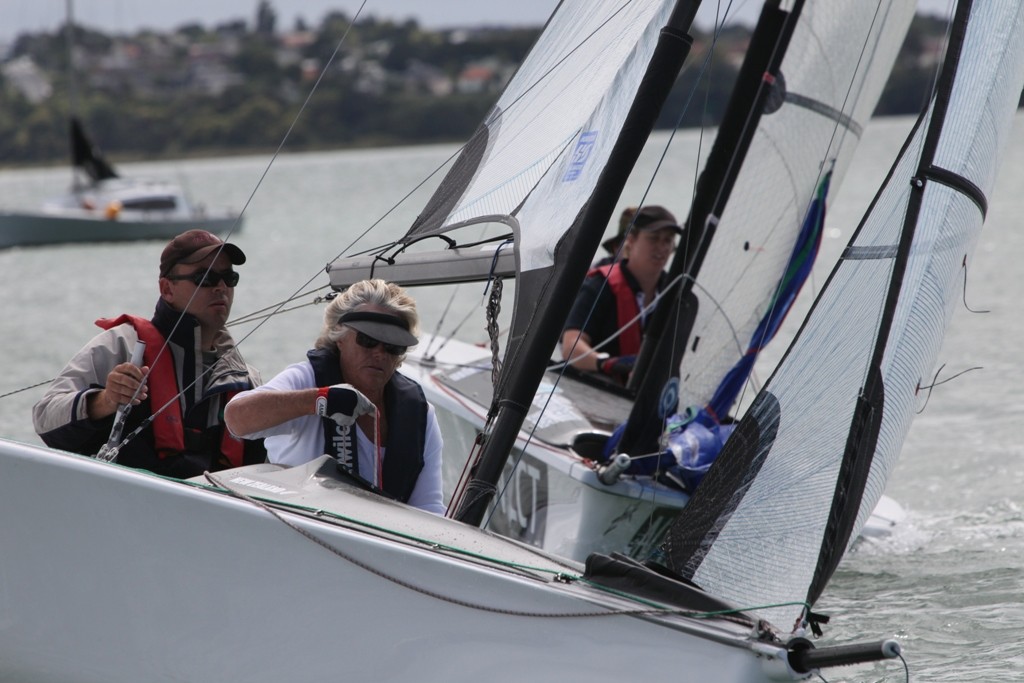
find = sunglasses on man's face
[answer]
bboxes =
[166,269,240,288]
[354,331,406,356]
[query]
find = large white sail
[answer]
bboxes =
[674,0,915,415]
[661,0,1024,631]
[399,0,676,274]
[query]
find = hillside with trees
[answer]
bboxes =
[0,4,963,166]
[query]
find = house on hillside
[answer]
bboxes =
[2,55,53,103]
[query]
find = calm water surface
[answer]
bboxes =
[1,116,1021,682]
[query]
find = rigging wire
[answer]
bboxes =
[227,285,335,328]
[0,379,54,400]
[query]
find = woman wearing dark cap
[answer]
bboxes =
[561,205,683,384]
[225,279,444,514]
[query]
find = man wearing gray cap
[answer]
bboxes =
[33,229,265,477]
[224,279,444,515]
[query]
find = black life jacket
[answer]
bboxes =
[307,348,426,503]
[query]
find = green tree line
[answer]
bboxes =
[0,11,959,167]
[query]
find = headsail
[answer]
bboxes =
[620,0,916,455]
[659,0,1024,631]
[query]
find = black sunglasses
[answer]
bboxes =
[354,331,406,356]
[166,269,240,288]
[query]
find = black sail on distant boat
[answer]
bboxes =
[0,114,241,250]
[70,116,119,183]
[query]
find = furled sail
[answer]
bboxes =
[659,0,1024,631]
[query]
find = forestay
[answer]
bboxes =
[660,0,1024,631]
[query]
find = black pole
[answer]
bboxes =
[617,0,803,457]
[788,638,901,674]
[455,1,702,526]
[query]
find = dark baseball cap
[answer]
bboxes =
[632,205,683,233]
[601,205,683,252]
[160,229,246,277]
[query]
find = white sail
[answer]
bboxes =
[675,0,915,414]
[661,0,1024,631]
[393,0,676,274]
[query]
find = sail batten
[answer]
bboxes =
[784,93,861,135]
[920,165,988,217]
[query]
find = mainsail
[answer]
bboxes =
[659,0,1024,631]
[620,0,916,455]
[330,0,691,370]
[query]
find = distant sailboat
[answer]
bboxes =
[0,3,240,249]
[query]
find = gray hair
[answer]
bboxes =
[315,279,420,354]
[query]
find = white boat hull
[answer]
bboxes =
[0,438,806,683]
[0,210,237,250]
[406,335,903,563]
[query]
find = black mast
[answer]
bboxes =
[616,0,804,457]
[455,1,703,526]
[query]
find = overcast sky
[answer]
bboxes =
[3,1,955,43]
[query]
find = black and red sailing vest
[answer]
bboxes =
[95,314,245,467]
[588,263,643,355]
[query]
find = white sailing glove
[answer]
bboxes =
[314,384,375,426]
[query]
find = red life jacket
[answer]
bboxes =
[588,263,643,355]
[95,314,245,467]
